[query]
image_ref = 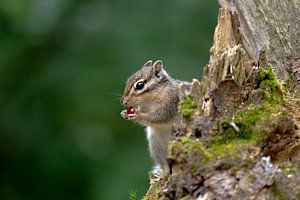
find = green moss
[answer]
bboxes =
[215,126,252,145]
[233,104,276,141]
[256,65,284,104]
[179,96,196,121]
[188,140,212,160]
[175,138,212,160]
[169,139,212,172]
[210,140,239,158]
[257,64,276,81]
[186,103,277,159]
[210,137,255,158]
[214,103,275,144]
[181,136,191,144]
[209,102,284,158]
[142,183,160,200]
[281,164,298,175]
[148,171,156,180]
[296,188,300,199]
[172,134,253,162]
[236,104,271,125]
[271,184,288,200]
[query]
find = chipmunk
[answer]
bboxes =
[120,60,182,178]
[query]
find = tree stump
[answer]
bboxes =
[143,1,300,199]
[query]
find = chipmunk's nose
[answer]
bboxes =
[121,97,129,106]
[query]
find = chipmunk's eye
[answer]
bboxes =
[134,80,145,90]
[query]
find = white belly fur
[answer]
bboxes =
[146,123,172,169]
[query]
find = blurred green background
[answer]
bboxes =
[0,0,218,199]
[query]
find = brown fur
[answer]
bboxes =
[120,60,182,176]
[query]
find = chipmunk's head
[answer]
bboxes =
[121,60,171,111]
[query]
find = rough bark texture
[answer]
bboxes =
[219,0,300,81]
[143,1,300,200]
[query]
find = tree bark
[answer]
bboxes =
[143,1,300,199]
[219,0,300,81]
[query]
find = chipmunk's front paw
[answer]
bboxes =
[120,107,141,121]
[120,109,129,119]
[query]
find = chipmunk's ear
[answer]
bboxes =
[143,60,153,68]
[152,60,163,77]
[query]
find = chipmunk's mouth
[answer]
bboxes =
[126,105,140,116]
[126,107,135,115]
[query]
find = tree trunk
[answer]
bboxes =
[143,1,300,199]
